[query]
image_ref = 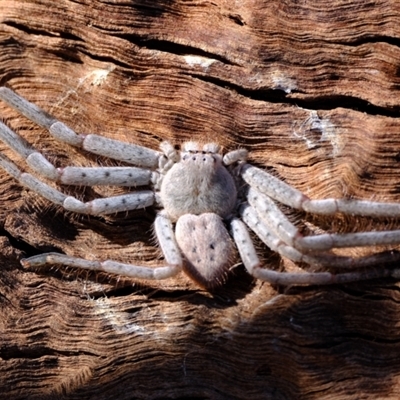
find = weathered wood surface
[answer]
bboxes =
[1,0,400,399]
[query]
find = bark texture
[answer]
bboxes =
[1,1,400,399]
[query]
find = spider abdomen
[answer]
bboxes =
[175,213,236,289]
[160,151,237,221]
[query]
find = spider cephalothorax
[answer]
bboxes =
[159,141,238,221]
[2,86,400,290]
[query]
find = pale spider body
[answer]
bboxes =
[2,86,400,290]
[160,142,237,221]
[159,142,239,287]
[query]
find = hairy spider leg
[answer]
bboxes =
[0,151,154,215]
[22,213,182,280]
[231,217,400,286]
[247,186,400,252]
[0,118,154,186]
[241,163,400,218]
[0,87,161,168]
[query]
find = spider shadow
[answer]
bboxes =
[231,279,400,399]
[141,264,258,309]
[81,260,259,309]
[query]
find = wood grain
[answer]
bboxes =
[1,0,400,399]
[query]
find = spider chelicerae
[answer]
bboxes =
[1,86,400,290]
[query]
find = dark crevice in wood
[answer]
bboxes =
[77,48,141,69]
[0,35,21,47]
[115,34,239,66]
[301,333,400,347]
[295,95,400,117]
[1,345,97,360]
[3,20,84,42]
[47,49,85,64]
[145,287,243,307]
[105,0,177,18]
[90,283,162,299]
[227,14,246,26]
[336,34,400,49]
[165,397,209,400]
[0,227,41,258]
[190,73,400,117]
